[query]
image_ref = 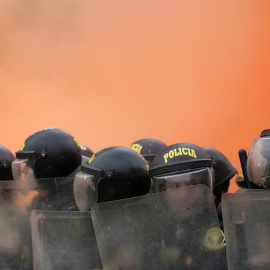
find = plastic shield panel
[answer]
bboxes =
[26,176,79,212]
[0,180,33,270]
[92,184,226,270]
[222,191,270,270]
[31,210,102,270]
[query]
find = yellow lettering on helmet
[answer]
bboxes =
[20,142,25,151]
[88,154,95,164]
[128,144,143,154]
[163,148,198,163]
[73,138,80,147]
[164,153,169,163]
[191,149,197,158]
[174,149,180,157]
[169,150,174,158]
[182,148,187,155]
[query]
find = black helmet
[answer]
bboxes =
[260,129,270,137]
[79,144,94,165]
[12,128,82,180]
[74,146,151,210]
[128,138,167,166]
[0,145,15,180]
[149,143,215,192]
[202,147,237,188]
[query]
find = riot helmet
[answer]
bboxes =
[149,143,215,192]
[12,128,82,180]
[203,147,236,209]
[128,138,167,166]
[79,144,94,165]
[203,147,236,188]
[0,145,15,180]
[247,130,270,188]
[260,129,270,137]
[74,146,151,211]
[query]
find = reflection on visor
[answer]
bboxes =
[12,159,36,182]
[153,167,214,192]
[247,138,270,185]
[74,172,97,211]
[11,159,37,196]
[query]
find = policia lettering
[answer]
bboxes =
[164,148,197,163]
[128,144,143,154]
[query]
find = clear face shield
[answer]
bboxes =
[152,167,214,216]
[12,159,36,182]
[247,137,270,188]
[12,150,45,183]
[153,167,214,192]
[73,169,99,211]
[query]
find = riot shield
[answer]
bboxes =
[222,191,270,270]
[91,184,226,270]
[0,180,33,270]
[23,176,78,212]
[31,210,102,270]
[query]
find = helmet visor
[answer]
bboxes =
[12,159,36,182]
[247,138,270,188]
[152,167,214,192]
[73,171,97,211]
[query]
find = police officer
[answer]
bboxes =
[74,146,151,269]
[0,146,27,269]
[229,129,270,268]
[12,128,82,211]
[202,147,237,223]
[128,138,167,167]
[0,145,15,180]
[74,146,151,210]
[149,142,227,270]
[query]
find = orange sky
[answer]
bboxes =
[0,0,270,192]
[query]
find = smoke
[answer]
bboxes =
[0,0,270,192]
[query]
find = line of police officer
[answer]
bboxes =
[0,127,269,269]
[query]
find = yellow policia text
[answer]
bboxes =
[164,148,197,163]
[128,144,143,154]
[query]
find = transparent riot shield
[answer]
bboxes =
[0,180,33,270]
[23,176,78,212]
[91,184,226,270]
[222,191,270,270]
[31,210,102,270]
